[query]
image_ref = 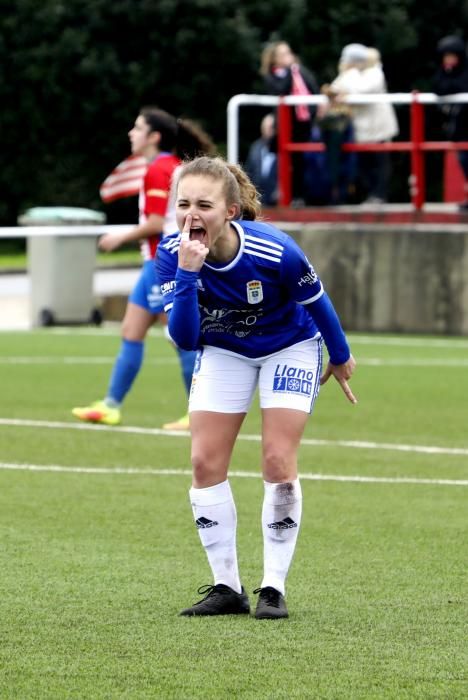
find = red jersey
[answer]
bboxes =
[139,153,180,260]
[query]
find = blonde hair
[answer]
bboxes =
[260,41,289,76]
[366,47,381,68]
[177,156,262,221]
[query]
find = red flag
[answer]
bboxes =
[99,155,148,204]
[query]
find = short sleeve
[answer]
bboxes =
[143,162,172,217]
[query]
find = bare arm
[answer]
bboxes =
[98,213,165,252]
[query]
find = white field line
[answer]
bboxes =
[0,325,165,337]
[0,461,466,487]
[1,355,468,367]
[1,417,468,458]
[349,335,468,349]
[1,327,468,349]
[358,358,468,367]
[0,356,179,365]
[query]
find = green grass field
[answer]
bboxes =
[0,327,467,699]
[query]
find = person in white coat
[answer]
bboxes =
[330,44,399,203]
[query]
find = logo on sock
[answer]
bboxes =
[195,516,219,529]
[267,517,297,530]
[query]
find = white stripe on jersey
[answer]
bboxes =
[244,236,283,258]
[244,234,283,263]
[164,237,180,254]
[298,284,324,304]
[244,248,283,263]
[244,234,283,251]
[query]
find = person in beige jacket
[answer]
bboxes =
[330,44,399,203]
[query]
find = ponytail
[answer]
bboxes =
[225,163,262,221]
[140,107,216,159]
[175,118,217,160]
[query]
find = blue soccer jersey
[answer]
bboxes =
[156,219,350,362]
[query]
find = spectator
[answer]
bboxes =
[330,44,399,204]
[244,113,277,206]
[260,41,319,204]
[316,83,357,204]
[432,35,468,210]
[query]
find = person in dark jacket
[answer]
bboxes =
[260,41,319,204]
[433,35,468,209]
[244,113,277,206]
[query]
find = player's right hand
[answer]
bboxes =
[320,354,357,404]
[98,233,124,252]
[178,215,209,272]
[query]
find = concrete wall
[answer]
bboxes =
[286,224,468,335]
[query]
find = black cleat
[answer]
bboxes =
[254,586,289,619]
[180,584,250,617]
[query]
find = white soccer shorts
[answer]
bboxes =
[189,337,323,414]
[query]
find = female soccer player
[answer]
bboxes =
[72,107,215,430]
[156,156,356,619]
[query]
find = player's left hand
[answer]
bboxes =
[320,354,357,404]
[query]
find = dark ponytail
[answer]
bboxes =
[140,107,216,159]
[176,118,217,159]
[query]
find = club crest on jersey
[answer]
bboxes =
[246,280,263,304]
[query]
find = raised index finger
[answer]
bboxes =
[180,214,192,242]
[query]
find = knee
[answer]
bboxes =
[121,319,143,341]
[191,450,225,488]
[262,447,291,483]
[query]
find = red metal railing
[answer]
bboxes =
[276,92,468,209]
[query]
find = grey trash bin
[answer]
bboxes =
[18,206,105,327]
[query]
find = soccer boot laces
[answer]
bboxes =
[180,584,250,617]
[253,586,289,619]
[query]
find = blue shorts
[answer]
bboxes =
[129,260,165,314]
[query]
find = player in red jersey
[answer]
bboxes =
[72,107,215,428]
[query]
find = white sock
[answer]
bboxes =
[189,480,241,594]
[260,479,302,596]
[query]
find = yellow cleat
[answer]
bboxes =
[72,400,121,426]
[162,413,190,431]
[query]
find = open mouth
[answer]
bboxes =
[189,226,206,243]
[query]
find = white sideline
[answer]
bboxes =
[350,335,468,349]
[2,327,468,350]
[1,417,468,457]
[0,356,179,365]
[0,461,466,487]
[1,355,468,367]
